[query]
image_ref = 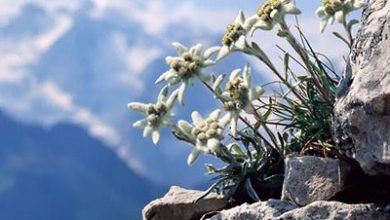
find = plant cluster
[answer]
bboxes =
[129,0,366,203]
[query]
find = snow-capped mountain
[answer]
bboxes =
[0,110,164,220]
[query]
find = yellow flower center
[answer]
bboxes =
[222,23,245,46]
[146,104,167,125]
[225,76,249,109]
[322,0,345,15]
[257,0,282,21]
[226,76,244,100]
[192,118,223,142]
[170,52,201,78]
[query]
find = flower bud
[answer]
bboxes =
[206,129,217,138]
[182,52,193,61]
[147,114,158,125]
[197,132,207,142]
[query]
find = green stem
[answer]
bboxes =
[242,45,308,106]
[342,19,353,48]
[279,20,333,105]
[250,103,283,155]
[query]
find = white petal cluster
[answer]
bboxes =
[316,0,366,32]
[128,87,178,144]
[253,0,301,31]
[217,10,258,61]
[213,65,264,137]
[155,43,219,104]
[177,110,229,165]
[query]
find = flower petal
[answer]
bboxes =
[143,125,153,137]
[192,44,203,57]
[202,60,216,67]
[128,102,149,114]
[133,119,147,128]
[243,65,251,87]
[212,74,225,91]
[216,45,231,61]
[172,42,188,55]
[191,111,203,126]
[168,76,180,86]
[335,10,345,23]
[219,112,232,128]
[209,109,221,121]
[187,149,201,165]
[234,10,246,25]
[177,83,187,105]
[329,16,335,24]
[203,46,220,60]
[207,138,220,153]
[243,15,259,31]
[165,56,176,65]
[249,86,264,101]
[166,89,179,109]
[283,3,301,15]
[315,7,326,18]
[253,19,273,31]
[157,86,169,102]
[229,69,241,81]
[152,130,160,144]
[270,9,280,20]
[220,92,232,102]
[155,69,172,84]
[235,35,246,50]
[319,19,328,33]
[230,116,238,137]
[178,120,194,137]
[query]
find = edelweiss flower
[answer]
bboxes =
[316,0,366,32]
[253,0,301,31]
[128,87,178,144]
[213,65,264,137]
[177,110,229,165]
[155,43,219,104]
[217,10,258,61]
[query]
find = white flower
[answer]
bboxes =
[155,43,219,105]
[217,10,258,61]
[252,0,301,31]
[177,110,229,165]
[128,86,178,144]
[213,65,264,137]
[316,0,366,32]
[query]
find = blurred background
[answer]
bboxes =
[0,0,354,219]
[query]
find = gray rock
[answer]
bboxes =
[142,186,228,220]
[281,156,350,206]
[334,0,390,175]
[276,201,390,220]
[206,199,297,220]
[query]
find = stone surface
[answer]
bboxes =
[142,186,228,220]
[281,156,350,206]
[206,199,297,220]
[276,201,390,220]
[334,0,390,175]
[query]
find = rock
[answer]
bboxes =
[276,201,390,220]
[142,186,228,220]
[281,156,350,206]
[206,199,297,220]
[334,0,390,175]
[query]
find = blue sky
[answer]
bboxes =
[0,0,360,186]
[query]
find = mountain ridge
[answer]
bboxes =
[0,110,165,220]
